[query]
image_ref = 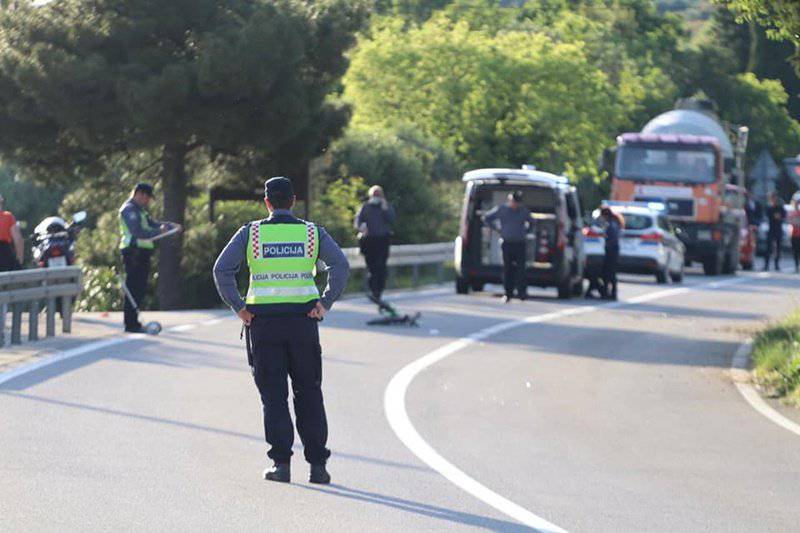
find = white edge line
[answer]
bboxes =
[731,341,800,437]
[384,273,774,532]
[168,324,197,333]
[0,336,136,386]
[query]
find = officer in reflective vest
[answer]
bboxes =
[213,176,349,484]
[118,183,182,332]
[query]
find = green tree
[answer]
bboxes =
[0,0,366,308]
[327,126,460,244]
[345,16,621,181]
[725,0,800,73]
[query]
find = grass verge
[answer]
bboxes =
[752,309,800,407]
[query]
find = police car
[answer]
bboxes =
[583,202,685,284]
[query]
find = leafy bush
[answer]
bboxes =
[327,126,461,244]
[753,309,800,406]
[76,265,122,312]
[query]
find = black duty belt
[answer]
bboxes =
[240,323,255,376]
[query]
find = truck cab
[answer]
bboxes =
[611,106,747,275]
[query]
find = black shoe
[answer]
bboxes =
[585,292,596,299]
[263,463,290,483]
[125,325,145,333]
[309,463,331,484]
[518,294,528,301]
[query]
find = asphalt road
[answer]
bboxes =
[2,263,800,532]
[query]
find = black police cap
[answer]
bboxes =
[264,176,294,200]
[134,183,154,197]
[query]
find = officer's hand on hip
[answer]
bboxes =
[307,302,326,320]
[237,308,254,326]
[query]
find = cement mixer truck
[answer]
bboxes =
[611,99,749,275]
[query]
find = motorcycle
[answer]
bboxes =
[31,211,88,268]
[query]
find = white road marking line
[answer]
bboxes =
[168,324,196,333]
[201,318,224,326]
[731,341,800,438]
[0,337,134,386]
[384,274,772,532]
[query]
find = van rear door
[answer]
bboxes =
[469,183,558,268]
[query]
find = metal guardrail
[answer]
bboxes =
[0,266,83,346]
[342,241,452,287]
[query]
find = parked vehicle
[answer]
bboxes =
[723,184,755,270]
[31,211,87,268]
[739,223,756,270]
[454,167,585,299]
[610,99,749,275]
[583,202,685,284]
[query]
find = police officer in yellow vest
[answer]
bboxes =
[119,183,182,332]
[213,177,349,484]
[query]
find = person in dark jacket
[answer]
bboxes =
[355,185,395,301]
[764,192,786,272]
[118,183,182,332]
[483,192,531,302]
[600,206,623,300]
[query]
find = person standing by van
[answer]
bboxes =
[355,185,395,302]
[764,192,786,272]
[600,206,622,300]
[483,192,531,302]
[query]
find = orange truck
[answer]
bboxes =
[611,102,748,275]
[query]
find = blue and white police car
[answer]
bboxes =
[583,202,685,284]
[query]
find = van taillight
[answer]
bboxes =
[712,229,722,241]
[556,222,566,251]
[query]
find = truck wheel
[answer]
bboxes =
[703,257,721,276]
[456,278,470,294]
[721,246,737,275]
[557,281,572,299]
[656,268,668,284]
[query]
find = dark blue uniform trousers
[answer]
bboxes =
[250,314,330,465]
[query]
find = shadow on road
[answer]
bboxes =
[294,483,523,530]
[0,390,427,473]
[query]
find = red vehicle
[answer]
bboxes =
[725,184,754,270]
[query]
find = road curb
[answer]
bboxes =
[730,340,800,438]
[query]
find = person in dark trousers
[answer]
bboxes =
[0,194,24,347]
[213,176,349,485]
[483,192,531,302]
[118,183,181,332]
[600,206,622,300]
[745,193,762,226]
[789,195,800,273]
[585,219,605,299]
[355,185,395,302]
[0,194,23,272]
[764,192,786,272]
